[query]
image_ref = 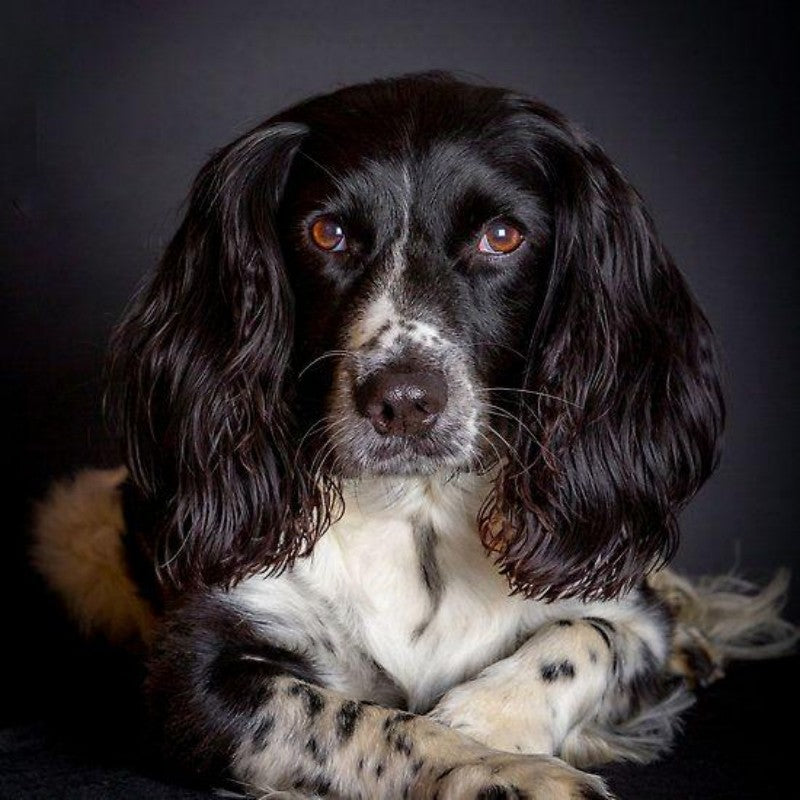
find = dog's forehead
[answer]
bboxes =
[286,82,521,198]
[295,132,517,223]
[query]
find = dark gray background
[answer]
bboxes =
[2,2,797,719]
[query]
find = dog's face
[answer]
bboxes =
[278,90,550,477]
[109,74,724,598]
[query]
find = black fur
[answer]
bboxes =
[335,700,364,742]
[584,617,616,650]
[540,660,577,682]
[145,594,319,780]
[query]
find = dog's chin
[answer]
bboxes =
[332,436,475,479]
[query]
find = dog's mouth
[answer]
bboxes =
[332,421,479,477]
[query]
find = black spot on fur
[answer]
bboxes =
[411,523,444,639]
[304,736,327,766]
[313,778,332,796]
[394,733,413,756]
[363,321,392,350]
[411,758,424,775]
[436,766,456,782]
[584,619,616,669]
[556,619,573,627]
[362,334,381,351]
[583,617,615,651]
[384,711,415,731]
[375,762,384,778]
[589,649,598,664]
[357,757,364,771]
[289,682,325,717]
[540,660,576,682]
[251,714,274,749]
[336,700,364,741]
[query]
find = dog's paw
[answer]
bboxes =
[429,695,554,756]
[669,625,725,688]
[419,753,614,800]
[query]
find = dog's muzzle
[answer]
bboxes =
[327,309,481,476]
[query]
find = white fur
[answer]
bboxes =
[233,473,663,716]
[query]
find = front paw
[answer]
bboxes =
[429,688,554,756]
[419,753,614,800]
[429,704,553,756]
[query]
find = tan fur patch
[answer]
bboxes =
[31,467,154,647]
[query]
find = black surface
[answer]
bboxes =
[601,657,797,799]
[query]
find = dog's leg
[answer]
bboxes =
[148,593,613,799]
[428,592,685,767]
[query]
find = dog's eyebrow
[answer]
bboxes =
[448,187,549,237]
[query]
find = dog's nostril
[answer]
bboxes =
[355,370,448,437]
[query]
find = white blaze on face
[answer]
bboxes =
[346,164,413,352]
[327,163,483,472]
[348,293,400,351]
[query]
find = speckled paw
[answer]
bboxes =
[422,753,614,800]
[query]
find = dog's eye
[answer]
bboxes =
[477,220,524,255]
[310,216,347,252]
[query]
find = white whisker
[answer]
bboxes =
[477,386,583,409]
[297,350,354,380]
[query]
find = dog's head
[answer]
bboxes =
[109,73,723,599]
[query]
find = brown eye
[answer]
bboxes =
[477,220,523,255]
[310,216,347,251]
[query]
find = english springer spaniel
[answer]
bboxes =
[33,73,796,800]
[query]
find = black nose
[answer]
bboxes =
[354,369,448,437]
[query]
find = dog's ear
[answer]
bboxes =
[481,100,724,601]
[107,121,324,590]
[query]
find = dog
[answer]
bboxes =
[32,73,797,799]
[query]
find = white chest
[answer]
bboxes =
[237,475,547,710]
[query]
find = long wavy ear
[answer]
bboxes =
[481,100,725,601]
[107,121,322,591]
